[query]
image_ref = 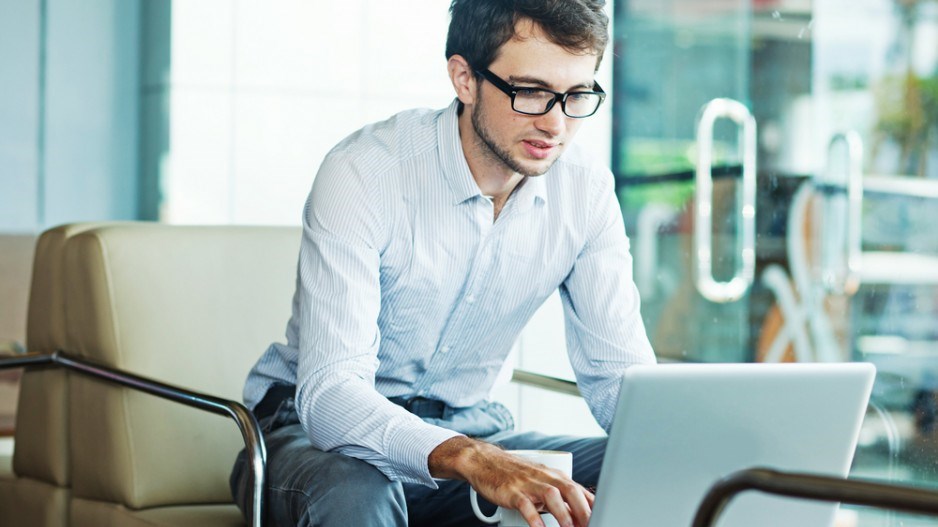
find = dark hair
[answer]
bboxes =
[446,0,609,71]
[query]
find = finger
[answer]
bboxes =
[583,485,596,507]
[542,485,576,527]
[517,498,546,527]
[559,482,592,527]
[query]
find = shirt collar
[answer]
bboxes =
[513,172,548,213]
[438,100,481,205]
[437,99,549,208]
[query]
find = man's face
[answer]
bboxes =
[469,20,600,178]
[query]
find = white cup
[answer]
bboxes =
[469,450,574,527]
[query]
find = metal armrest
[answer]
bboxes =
[0,351,266,527]
[511,368,580,397]
[692,467,938,527]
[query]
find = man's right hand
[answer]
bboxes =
[428,436,594,527]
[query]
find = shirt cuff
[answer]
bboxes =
[386,422,464,487]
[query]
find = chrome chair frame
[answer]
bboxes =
[0,350,266,527]
[510,369,580,396]
[693,467,938,527]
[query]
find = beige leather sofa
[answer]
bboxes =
[0,233,38,435]
[0,223,300,526]
[1,224,99,527]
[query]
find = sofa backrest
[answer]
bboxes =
[62,224,299,509]
[15,224,103,488]
[0,234,35,436]
[7,224,103,527]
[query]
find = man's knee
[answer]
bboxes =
[273,449,407,527]
[311,452,405,505]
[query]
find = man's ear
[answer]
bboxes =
[447,55,477,106]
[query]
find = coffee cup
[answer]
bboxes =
[469,450,574,527]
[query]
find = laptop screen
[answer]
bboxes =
[590,362,875,527]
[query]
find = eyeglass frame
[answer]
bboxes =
[474,68,607,118]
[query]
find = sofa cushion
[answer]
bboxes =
[65,224,299,509]
[0,475,69,527]
[0,448,11,478]
[72,497,243,527]
[0,234,35,354]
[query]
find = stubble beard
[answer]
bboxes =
[470,99,556,178]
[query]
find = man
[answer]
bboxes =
[230,1,655,526]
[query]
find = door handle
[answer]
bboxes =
[694,98,757,303]
[818,131,863,295]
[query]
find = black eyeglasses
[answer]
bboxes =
[475,68,606,118]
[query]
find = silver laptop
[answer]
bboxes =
[589,362,875,527]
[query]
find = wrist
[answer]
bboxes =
[428,435,488,480]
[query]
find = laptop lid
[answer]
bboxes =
[590,362,875,527]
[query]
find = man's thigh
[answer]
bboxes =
[232,421,407,527]
[404,432,606,527]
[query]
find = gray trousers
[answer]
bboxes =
[230,396,606,527]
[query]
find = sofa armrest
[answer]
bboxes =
[0,351,266,527]
[692,467,938,527]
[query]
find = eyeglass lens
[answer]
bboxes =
[513,89,602,118]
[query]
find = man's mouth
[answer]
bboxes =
[522,139,558,160]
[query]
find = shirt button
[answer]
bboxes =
[466,294,476,304]
[440,346,450,354]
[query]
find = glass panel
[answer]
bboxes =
[816,0,938,504]
[614,0,754,362]
[614,0,938,522]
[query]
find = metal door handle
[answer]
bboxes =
[819,131,863,295]
[694,98,757,303]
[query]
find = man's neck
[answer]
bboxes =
[457,108,527,219]
[485,177,528,220]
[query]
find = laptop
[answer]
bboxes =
[589,362,876,527]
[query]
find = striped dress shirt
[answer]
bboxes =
[243,99,656,487]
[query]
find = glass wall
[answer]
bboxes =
[0,0,141,233]
[613,0,938,524]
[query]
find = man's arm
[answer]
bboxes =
[561,169,657,431]
[293,150,462,486]
[429,436,594,527]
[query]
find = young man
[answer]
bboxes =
[230,1,655,526]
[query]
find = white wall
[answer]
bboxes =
[147,0,614,227]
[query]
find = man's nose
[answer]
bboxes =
[533,101,566,137]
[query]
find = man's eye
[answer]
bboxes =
[516,88,547,98]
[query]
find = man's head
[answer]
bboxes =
[446,0,610,179]
[445,0,609,73]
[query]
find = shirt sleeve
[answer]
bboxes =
[292,150,461,487]
[560,168,657,432]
